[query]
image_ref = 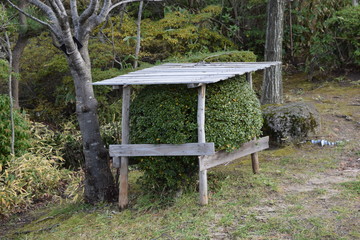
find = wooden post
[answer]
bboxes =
[198,84,208,205]
[119,85,131,209]
[246,72,253,88]
[246,72,260,174]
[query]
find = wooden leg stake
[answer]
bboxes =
[199,157,208,205]
[119,85,131,209]
[251,152,259,174]
[197,85,208,205]
[251,136,259,174]
[119,157,129,209]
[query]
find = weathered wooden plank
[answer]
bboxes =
[92,62,282,86]
[199,136,269,171]
[110,143,215,157]
[119,85,131,210]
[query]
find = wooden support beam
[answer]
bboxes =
[246,72,253,89]
[198,84,208,205]
[113,156,120,168]
[246,72,260,174]
[119,85,131,210]
[199,136,269,171]
[110,143,215,157]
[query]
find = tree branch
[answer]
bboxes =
[79,0,99,25]
[70,0,80,33]
[28,0,59,25]
[107,0,162,16]
[6,0,61,40]
[98,0,111,21]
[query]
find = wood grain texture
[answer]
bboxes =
[198,85,208,205]
[110,143,215,157]
[92,62,281,86]
[119,85,131,210]
[199,136,269,171]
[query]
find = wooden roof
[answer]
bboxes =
[92,62,281,86]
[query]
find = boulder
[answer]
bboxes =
[262,102,321,145]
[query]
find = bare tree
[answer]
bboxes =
[7,0,161,204]
[261,0,285,105]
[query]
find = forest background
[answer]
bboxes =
[0,0,359,218]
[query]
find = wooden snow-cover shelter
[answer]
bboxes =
[93,62,281,208]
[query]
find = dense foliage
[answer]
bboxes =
[96,5,235,64]
[0,95,31,167]
[284,0,353,75]
[318,6,360,68]
[0,122,80,217]
[130,75,262,191]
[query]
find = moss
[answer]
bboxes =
[262,102,320,144]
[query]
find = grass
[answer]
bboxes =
[4,140,359,239]
[2,74,360,239]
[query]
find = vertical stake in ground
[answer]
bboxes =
[246,72,260,174]
[119,85,131,209]
[198,84,208,205]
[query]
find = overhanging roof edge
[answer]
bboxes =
[92,61,281,86]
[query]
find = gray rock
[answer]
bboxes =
[262,102,321,145]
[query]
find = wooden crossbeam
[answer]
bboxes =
[199,136,269,171]
[110,143,215,157]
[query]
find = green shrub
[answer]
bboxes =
[325,6,360,66]
[168,50,257,63]
[0,95,31,168]
[97,5,235,64]
[130,77,262,192]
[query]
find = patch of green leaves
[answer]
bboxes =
[130,76,262,192]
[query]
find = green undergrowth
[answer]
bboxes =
[4,141,358,239]
[2,74,359,239]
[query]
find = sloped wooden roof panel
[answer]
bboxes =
[92,62,281,86]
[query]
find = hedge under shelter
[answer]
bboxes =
[93,61,281,208]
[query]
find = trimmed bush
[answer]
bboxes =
[130,77,262,192]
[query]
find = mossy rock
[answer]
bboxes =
[262,102,321,145]
[130,78,262,191]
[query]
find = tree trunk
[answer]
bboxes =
[11,35,29,109]
[134,1,144,68]
[353,0,359,7]
[11,0,28,109]
[261,0,285,105]
[67,47,117,204]
[5,31,15,155]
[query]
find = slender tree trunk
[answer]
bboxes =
[134,1,144,68]
[11,0,28,109]
[353,0,359,7]
[5,31,15,155]
[67,44,117,203]
[11,35,28,109]
[261,0,285,105]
